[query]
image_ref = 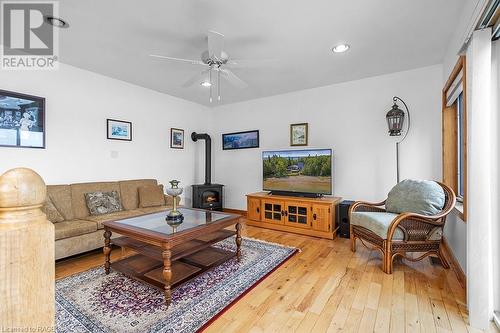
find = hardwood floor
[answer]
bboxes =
[55,221,499,333]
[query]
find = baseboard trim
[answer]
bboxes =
[441,237,467,290]
[223,208,247,217]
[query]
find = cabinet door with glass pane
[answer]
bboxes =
[284,202,311,229]
[261,199,285,224]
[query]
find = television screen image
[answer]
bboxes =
[263,149,332,195]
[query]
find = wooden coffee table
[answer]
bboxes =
[102,208,242,307]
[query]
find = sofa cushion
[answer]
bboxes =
[386,179,445,216]
[71,182,121,218]
[85,209,145,229]
[119,179,158,210]
[41,196,65,223]
[54,220,98,240]
[47,185,74,220]
[351,211,404,240]
[138,206,169,214]
[85,191,123,216]
[138,185,165,208]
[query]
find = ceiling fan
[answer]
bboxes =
[150,30,264,103]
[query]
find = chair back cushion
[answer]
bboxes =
[386,179,445,216]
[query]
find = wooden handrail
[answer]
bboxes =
[0,168,55,330]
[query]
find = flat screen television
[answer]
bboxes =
[263,149,332,196]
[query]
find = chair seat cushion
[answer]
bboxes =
[351,212,404,240]
[85,209,145,229]
[54,220,98,240]
[386,179,445,216]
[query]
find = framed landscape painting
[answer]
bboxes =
[170,128,184,149]
[290,123,308,146]
[0,89,45,149]
[107,119,132,141]
[222,130,259,150]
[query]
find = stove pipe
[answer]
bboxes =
[191,132,211,185]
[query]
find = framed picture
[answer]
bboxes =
[222,130,259,150]
[107,119,132,141]
[0,89,45,149]
[290,123,308,146]
[170,128,184,149]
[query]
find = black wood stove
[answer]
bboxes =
[191,132,223,211]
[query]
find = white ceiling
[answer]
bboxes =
[58,0,465,106]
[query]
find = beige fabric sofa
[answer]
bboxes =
[46,179,177,260]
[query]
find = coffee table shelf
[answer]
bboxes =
[112,229,236,262]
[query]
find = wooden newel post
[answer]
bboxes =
[0,168,55,330]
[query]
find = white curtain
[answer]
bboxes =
[466,28,494,329]
[492,39,500,326]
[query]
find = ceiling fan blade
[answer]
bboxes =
[149,54,206,66]
[182,69,210,88]
[226,58,277,68]
[220,69,248,89]
[208,30,224,60]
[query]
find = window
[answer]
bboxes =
[442,56,467,220]
[456,92,465,201]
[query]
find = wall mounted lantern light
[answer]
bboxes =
[386,96,411,183]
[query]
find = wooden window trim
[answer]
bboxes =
[442,56,467,221]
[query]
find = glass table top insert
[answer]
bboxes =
[115,208,233,235]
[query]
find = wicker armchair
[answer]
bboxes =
[349,181,456,274]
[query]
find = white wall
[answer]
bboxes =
[443,212,467,271]
[210,65,443,210]
[0,63,210,206]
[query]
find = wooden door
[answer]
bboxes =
[261,199,284,224]
[247,197,261,221]
[284,202,311,229]
[311,204,331,232]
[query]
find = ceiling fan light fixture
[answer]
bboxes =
[332,43,350,53]
[200,81,212,87]
[45,16,69,28]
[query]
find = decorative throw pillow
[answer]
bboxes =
[41,196,65,223]
[385,179,445,216]
[85,191,123,216]
[138,185,165,208]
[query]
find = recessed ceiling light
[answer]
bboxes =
[332,44,350,53]
[200,81,212,87]
[45,16,69,28]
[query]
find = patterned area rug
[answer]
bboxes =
[56,237,298,333]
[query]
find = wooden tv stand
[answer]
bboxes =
[246,192,342,239]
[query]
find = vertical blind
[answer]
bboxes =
[445,70,464,106]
